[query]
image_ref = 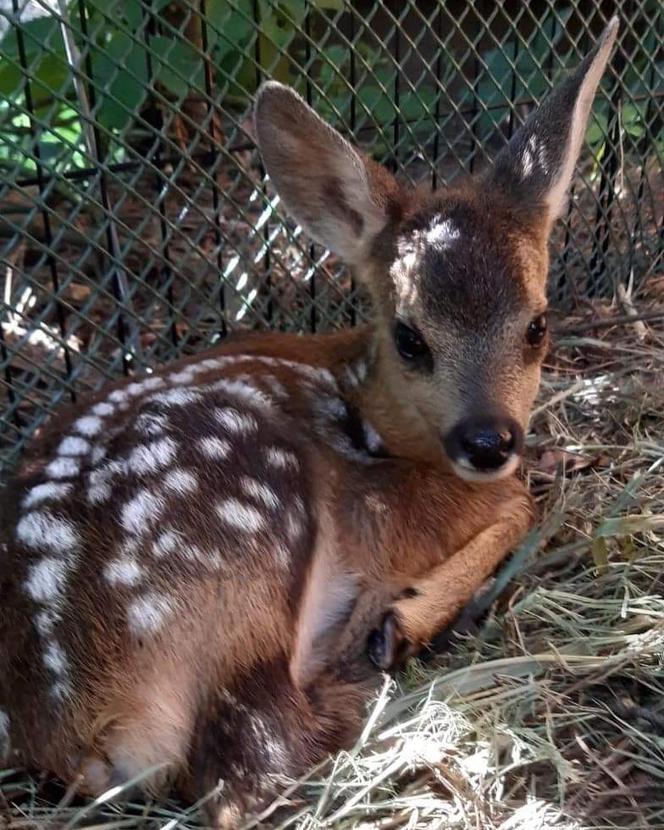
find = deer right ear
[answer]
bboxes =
[253,82,403,266]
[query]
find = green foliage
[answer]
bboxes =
[0,0,660,178]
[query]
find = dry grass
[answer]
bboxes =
[2,295,664,830]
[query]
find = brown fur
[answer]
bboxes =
[0,22,617,827]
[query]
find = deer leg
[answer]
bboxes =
[369,495,534,671]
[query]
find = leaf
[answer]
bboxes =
[91,33,149,131]
[591,536,609,575]
[150,36,204,99]
[596,514,664,539]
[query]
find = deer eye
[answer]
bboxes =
[526,314,548,347]
[394,321,433,369]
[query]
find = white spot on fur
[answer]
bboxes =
[363,421,383,454]
[104,556,143,587]
[74,415,103,436]
[43,640,68,675]
[216,498,265,532]
[57,436,90,456]
[22,481,72,509]
[314,396,347,420]
[108,389,129,403]
[199,436,232,459]
[262,376,288,400]
[34,608,60,636]
[24,557,68,602]
[140,376,166,392]
[51,679,73,701]
[214,407,258,435]
[149,388,201,407]
[208,378,274,411]
[152,529,181,557]
[90,445,107,465]
[16,511,79,554]
[128,437,178,475]
[91,401,115,417]
[127,592,173,635]
[163,469,198,495]
[87,460,126,505]
[135,412,169,437]
[264,446,299,470]
[169,368,197,385]
[426,216,460,249]
[121,489,164,534]
[240,477,280,510]
[45,456,80,479]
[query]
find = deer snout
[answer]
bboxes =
[443,415,523,481]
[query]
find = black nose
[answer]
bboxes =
[445,416,523,471]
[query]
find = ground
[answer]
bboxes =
[1,285,663,828]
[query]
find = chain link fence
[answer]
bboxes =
[0,0,662,472]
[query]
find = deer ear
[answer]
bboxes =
[253,82,403,265]
[487,17,619,227]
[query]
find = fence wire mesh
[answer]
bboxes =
[0,0,662,472]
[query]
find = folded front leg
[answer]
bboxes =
[371,493,535,670]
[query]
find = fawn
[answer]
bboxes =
[0,19,617,826]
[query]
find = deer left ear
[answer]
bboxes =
[487,17,618,228]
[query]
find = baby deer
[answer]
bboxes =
[0,19,617,826]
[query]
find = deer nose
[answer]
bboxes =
[445,416,523,472]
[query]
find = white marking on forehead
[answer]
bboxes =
[104,556,143,587]
[240,477,280,510]
[263,446,299,470]
[57,436,90,456]
[135,411,169,437]
[149,387,201,407]
[163,468,198,495]
[152,529,181,558]
[121,489,164,534]
[74,415,103,436]
[16,511,79,554]
[127,592,173,635]
[199,436,232,459]
[128,437,178,475]
[214,407,258,435]
[91,401,115,417]
[216,498,266,532]
[35,608,60,636]
[43,640,68,675]
[426,216,461,249]
[45,456,80,479]
[22,481,72,509]
[24,557,68,602]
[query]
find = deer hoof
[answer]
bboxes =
[367,612,414,672]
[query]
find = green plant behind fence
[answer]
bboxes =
[0,0,662,472]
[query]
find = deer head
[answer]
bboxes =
[253,18,618,482]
